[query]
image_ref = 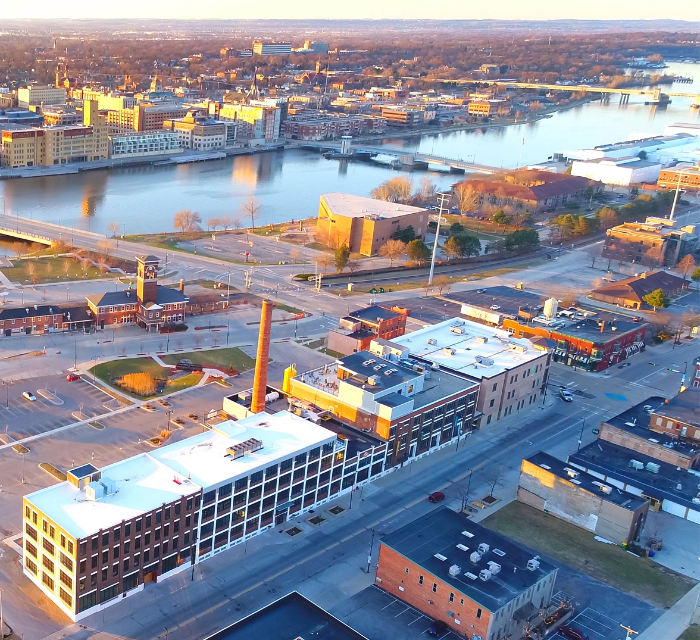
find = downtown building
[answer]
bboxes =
[22,408,392,621]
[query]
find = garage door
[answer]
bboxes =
[662,501,687,518]
[687,508,700,524]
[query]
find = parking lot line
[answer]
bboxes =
[407,615,425,626]
[381,598,398,610]
[394,607,410,618]
[577,614,612,632]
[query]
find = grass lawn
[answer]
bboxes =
[678,626,700,640]
[482,501,696,609]
[161,347,256,372]
[275,302,305,315]
[2,257,108,285]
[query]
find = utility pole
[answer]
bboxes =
[620,624,638,640]
[577,418,586,452]
[669,170,684,222]
[428,192,449,285]
[366,528,375,573]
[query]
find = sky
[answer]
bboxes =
[2,0,696,21]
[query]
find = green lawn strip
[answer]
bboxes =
[160,347,256,372]
[481,502,695,609]
[320,348,344,359]
[274,303,305,315]
[678,625,700,640]
[40,463,66,482]
[1,257,108,284]
[305,338,326,350]
[166,372,204,390]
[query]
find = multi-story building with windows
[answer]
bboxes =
[327,305,409,356]
[252,41,291,55]
[213,102,281,143]
[282,114,385,140]
[162,111,237,150]
[108,131,182,159]
[17,84,66,108]
[389,318,551,427]
[105,104,190,134]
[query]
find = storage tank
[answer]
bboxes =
[282,364,297,394]
[544,297,559,320]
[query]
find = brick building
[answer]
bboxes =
[0,304,93,336]
[375,508,558,638]
[86,255,187,331]
[282,114,385,140]
[650,388,700,444]
[289,347,478,467]
[590,271,688,310]
[518,452,649,545]
[316,193,428,255]
[327,305,408,356]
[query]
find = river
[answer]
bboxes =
[0,63,697,240]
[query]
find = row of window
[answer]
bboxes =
[410,570,481,616]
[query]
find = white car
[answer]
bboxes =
[490,305,501,310]
[559,389,573,402]
[22,391,37,402]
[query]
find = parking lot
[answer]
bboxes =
[0,375,117,440]
[332,586,462,640]
[551,606,629,640]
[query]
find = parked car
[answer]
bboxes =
[489,305,501,310]
[22,391,37,402]
[427,620,447,636]
[428,491,446,503]
[559,389,573,402]
[560,625,589,640]
[66,373,80,382]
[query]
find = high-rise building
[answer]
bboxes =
[17,85,67,108]
[252,41,291,56]
[214,103,280,143]
[162,111,237,150]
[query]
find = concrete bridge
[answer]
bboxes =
[0,225,53,246]
[301,142,500,174]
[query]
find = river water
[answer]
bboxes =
[0,63,697,238]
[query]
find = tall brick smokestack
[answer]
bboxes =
[251,300,274,413]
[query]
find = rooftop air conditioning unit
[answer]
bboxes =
[451,326,465,335]
[100,476,116,495]
[477,542,490,554]
[693,498,700,505]
[565,468,579,479]
[469,551,482,564]
[85,481,104,501]
[475,356,494,367]
[443,348,455,356]
[527,558,540,571]
[629,460,644,470]
[487,561,501,575]
[646,462,660,473]
[428,339,437,346]
[448,565,461,577]
[599,484,612,494]
[479,569,492,581]
[476,336,488,344]
[367,376,379,386]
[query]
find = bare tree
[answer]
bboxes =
[193,334,203,348]
[219,216,232,231]
[645,244,665,267]
[481,465,506,497]
[378,239,406,267]
[422,281,433,297]
[26,261,37,284]
[586,246,602,268]
[289,248,301,264]
[453,182,480,214]
[213,332,220,347]
[81,259,90,276]
[174,210,202,234]
[591,278,604,290]
[12,242,25,258]
[63,259,72,277]
[207,218,221,231]
[677,254,696,282]
[96,240,113,259]
[241,197,262,230]
[107,222,120,238]
[316,253,333,273]
[419,177,436,201]
[175,338,184,350]
[347,259,361,275]
[433,274,452,296]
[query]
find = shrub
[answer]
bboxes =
[118,372,159,397]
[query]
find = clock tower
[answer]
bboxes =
[136,255,159,304]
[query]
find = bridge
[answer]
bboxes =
[486,81,700,106]
[300,142,500,174]
[0,225,53,246]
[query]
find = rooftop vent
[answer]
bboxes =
[448,564,461,577]
[539,464,551,470]
[443,348,455,356]
[479,569,492,582]
[477,542,490,554]
[475,355,494,367]
[227,438,264,460]
[564,468,579,479]
[527,558,540,572]
[646,462,660,473]
[451,326,465,335]
[475,336,488,344]
[487,561,501,575]
[434,553,447,561]
[456,544,469,552]
[465,572,478,580]
[629,460,644,470]
[428,338,437,346]
[461,530,474,538]
[469,551,482,564]
[492,549,506,557]
[373,364,386,371]
[367,376,380,386]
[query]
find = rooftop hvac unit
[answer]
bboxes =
[85,481,104,501]
[475,336,488,344]
[630,460,645,470]
[448,564,461,577]
[434,553,447,561]
[492,549,506,557]
[527,558,540,571]
[443,347,455,356]
[456,544,469,551]
[431,363,440,371]
[428,338,437,346]
[565,468,579,479]
[475,356,494,367]
[469,551,482,564]
[646,462,660,474]
[465,572,478,580]
[477,542,490,554]
[509,343,527,354]
[100,476,116,495]
[544,297,559,320]
[676,483,683,491]
[487,561,501,575]
[461,530,474,538]
[450,326,465,335]
[599,484,612,494]
[479,569,492,582]
[227,438,264,460]
[367,376,380,386]
[693,498,700,505]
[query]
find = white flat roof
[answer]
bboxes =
[26,411,336,539]
[390,318,547,380]
[27,454,200,540]
[321,193,427,219]
[150,411,336,490]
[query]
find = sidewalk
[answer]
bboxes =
[637,583,699,640]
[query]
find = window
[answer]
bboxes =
[165,507,171,520]
[102,532,109,546]
[156,511,162,525]
[101,584,118,602]
[125,523,131,536]
[492,383,497,392]
[155,529,161,541]
[60,570,73,589]
[60,534,66,548]
[175,503,181,516]
[135,537,141,550]
[25,505,30,519]
[79,591,97,613]
[25,524,37,541]
[219,483,232,497]
[405,567,409,574]
[43,556,55,573]
[449,593,454,603]
[419,575,424,585]
[136,519,142,533]
[432,583,437,593]
[101,568,107,582]
[42,572,55,591]
[145,532,151,545]
[112,563,118,577]
[460,599,464,605]
[186,498,193,511]
[26,557,38,575]
[113,528,120,542]
[489,399,494,408]
[60,552,73,571]
[26,541,38,558]
[102,550,108,563]
[123,558,130,572]
[92,537,98,551]
[91,555,98,569]
[477,608,482,619]
[43,538,55,555]
[113,545,120,559]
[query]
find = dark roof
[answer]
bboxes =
[68,464,99,479]
[591,271,686,303]
[445,286,545,318]
[137,255,160,263]
[459,176,591,203]
[203,591,368,640]
[339,351,420,390]
[86,286,186,308]
[551,317,643,343]
[0,304,65,320]
[377,392,410,408]
[654,388,700,429]
[569,440,700,512]
[525,452,647,510]
[381,507,556,612]
[155,286,188,304]
[350,305,401,324]
[388,296,462,325]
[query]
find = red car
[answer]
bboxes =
[560,626,589,640]
[428,492,445,503]
[66,373,80,382]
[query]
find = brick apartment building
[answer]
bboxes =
[86,255,187,331]
[282,114,385,140]
[375,508,558,638]
[649,388,700,444]
[0,304,93,336]
[316,193,428,255]
[327,305,408,355]
[590,271,688,310]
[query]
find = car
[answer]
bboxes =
[22,391,37,402]
[633,317,640,323]
[559,389,573,402]
[428,491,445,503]
[489,305,501,310]
[66,373,80,382]
[476,289,486,294]
[560,625,589,640]
[427,620,448,636]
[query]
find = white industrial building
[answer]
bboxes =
[571,156,662,186]
[108,131,183,159]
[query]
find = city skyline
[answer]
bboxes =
[2,1,698,21]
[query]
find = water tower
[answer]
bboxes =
[544,297,558,320]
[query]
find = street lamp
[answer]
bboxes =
[577,418,586,452]
[428,192,450,286]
